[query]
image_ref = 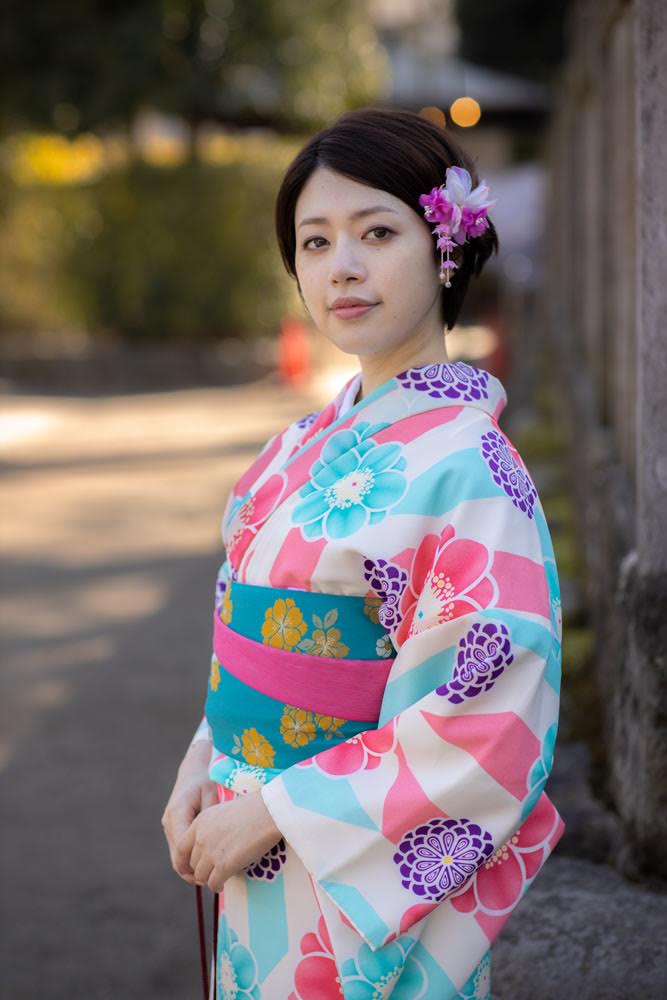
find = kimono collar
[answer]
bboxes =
[332,361,507,424]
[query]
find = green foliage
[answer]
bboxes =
[0,151,305,342]
[0,0,164,134]
[561,626,595,677]
[0,0,388,136]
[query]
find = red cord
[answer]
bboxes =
[212,891,220,996]
[196,885,209,1000]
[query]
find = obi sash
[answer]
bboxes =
[205,580,394,791]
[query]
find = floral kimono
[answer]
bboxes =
[192,361,565,999]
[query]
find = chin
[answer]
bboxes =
[327,335,389,358]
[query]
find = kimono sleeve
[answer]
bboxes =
[260,471,564,953]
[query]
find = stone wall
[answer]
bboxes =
[545,0,667,878]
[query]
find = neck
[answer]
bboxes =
[357,334,450,398]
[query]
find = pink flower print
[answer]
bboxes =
[299,719,397,777]
[289,915,344,1000]
[225,473,287,562]
[395,528,493,645]
[391,533,439,645]
[450,793,562,918]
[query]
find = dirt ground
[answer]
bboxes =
[0,379,320,999]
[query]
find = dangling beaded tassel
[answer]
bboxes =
[435,224,457,288]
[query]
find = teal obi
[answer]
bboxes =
[205,580,394,787]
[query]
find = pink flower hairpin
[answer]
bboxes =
[419,166,496,288]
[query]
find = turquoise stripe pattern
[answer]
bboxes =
[205,579,394,780]
[319,880,391,947]
[246,872,289,982]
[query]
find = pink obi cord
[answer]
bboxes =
[212,612,392,722]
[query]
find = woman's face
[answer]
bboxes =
[294,166,446,360]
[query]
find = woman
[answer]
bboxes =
[162,108,565,999]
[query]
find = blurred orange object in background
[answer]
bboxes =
[278,316,311,386]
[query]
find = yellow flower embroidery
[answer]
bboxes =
[261,598,307,649]
[210,655,221,692]
[363,596,382,624]
[240,727,275,767]
[280,705,317,747]
[220,587,233,625]
[314,713,347,740]
[298,608,349,658]
[311,626,350,658]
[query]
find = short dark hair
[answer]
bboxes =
[274,107,499,331]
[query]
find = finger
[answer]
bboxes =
[201,784,220,810]
[171,848,194,879]
[194,857,214,886]
[168,803,197,845]
[189,844,202,873]
[207,868,226,894]
[175,855,195,879]
[174,822,197,875]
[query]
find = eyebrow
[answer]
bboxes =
[297,205,399,230]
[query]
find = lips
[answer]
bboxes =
[330,298,377,309]
[332,302,378,319]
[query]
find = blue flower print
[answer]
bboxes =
[216,913,261,1000]
[292,422,408,540]
[520,722,558,821]
[456,950,491,999]
[545,557,562,639]
[340,935,424,999]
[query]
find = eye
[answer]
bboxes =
[301,226,395,251]
[367,226,394,240]
[302,235,327,250]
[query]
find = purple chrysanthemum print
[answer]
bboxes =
[296,411,319,429]
[436,621,513,703]
[363,558,408,631]
[393,817,494,901]
[397,362,490,401]
[480,429,537,518]
[244,838,287,880]
[215,577,227,612]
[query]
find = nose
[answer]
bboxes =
[328,235,367,285]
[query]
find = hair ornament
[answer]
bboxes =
[419,166,496,287]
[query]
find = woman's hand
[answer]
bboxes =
[161,740,219,886]
[174,790,284,893]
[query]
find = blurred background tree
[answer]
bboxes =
[0,0,570,347]
[0,0,389,343]
[0,0,388,146]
